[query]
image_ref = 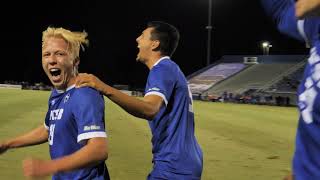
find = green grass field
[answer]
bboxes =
[0,88,299,180]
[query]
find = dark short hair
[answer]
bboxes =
[147,21,180,57]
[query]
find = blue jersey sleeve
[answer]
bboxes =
[44,111,50,130]
[72,87,107,143]
[145,65,175,106]
[44,92,54,130]
[260,0,305,42]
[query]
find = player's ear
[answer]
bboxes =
[74,57,80,66]
[151,40,160,51]
[73,57,80,75]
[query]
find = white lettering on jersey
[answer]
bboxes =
[147,87,160,92]
[49,109,64,120]
[299,78,317,124]
[299,49,320,124]
[49,124,55,145]
[84,125,101,131]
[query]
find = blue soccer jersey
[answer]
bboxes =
[144,56,203,178]
[44,85,109,180]
[261,0,320,179]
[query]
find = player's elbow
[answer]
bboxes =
[144,114,155,120]
[99,143,109,161]
[140,96,163,120]
[101,150,108,161]
[143,108,159,120]
[95,146,108,162]
[89,138,109,161]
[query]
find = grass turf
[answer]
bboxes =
[0,89,298,179]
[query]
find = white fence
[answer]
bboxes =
[0,84,22,89]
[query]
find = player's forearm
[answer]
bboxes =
[75,73,158,119]
[102,84,158,119]
[6,126,48,149]
[50,138,108,173]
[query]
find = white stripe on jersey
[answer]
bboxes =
[77,132,107,143]
[145,91,168,106]
[297,20,310,48]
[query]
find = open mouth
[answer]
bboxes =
[50,68,61,77]
[49,68,62,83]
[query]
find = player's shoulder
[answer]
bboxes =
[157,58,177,67]
[73,87,102,98]
[153,58,179,74]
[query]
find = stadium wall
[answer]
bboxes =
[0,84,22,89]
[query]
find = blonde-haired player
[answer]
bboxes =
[0,27,110,179]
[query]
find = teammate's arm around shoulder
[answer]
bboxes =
[75,73,163,120]
[0,125,48,155]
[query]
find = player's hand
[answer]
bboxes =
[283,173,294,180]
[296,0,320,19]
[0,142,9,155]
[75,73,105,92]
[23,158,56,178]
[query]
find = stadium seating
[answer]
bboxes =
[188,63,246,94]
[264,61,306,93]
[205,63,296,95]
[188,55,308,105]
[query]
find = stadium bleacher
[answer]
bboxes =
[188,63,246,94]
[188,55,308,106]
[265,62,306,93]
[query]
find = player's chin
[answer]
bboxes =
[50,80,64,89]
[136,54,145,63]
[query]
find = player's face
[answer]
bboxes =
[42,37,77,90]
[136,27,155,63]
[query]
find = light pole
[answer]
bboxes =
[261,41,272,55]
[206,0,213,66]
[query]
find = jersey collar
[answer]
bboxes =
[153,56,170,67]
[56,84,76,94]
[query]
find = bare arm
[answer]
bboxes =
[296,0,320,19]
[23,137,108,177]
[0,125,48,154]
[75,73,163,120]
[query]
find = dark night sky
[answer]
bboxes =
[0,0,309,89]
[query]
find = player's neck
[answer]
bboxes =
[66,76,76,89]
[146,55,164,70]
[55,76,76,92]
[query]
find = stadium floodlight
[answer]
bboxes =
[206,0,213,66]
[261,41,272,55]
[262,42,269,48]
